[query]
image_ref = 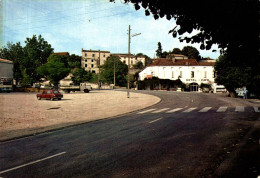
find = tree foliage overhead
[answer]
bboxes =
[110,0,259,64]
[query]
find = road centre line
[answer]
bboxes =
[0,152,66,175]
[137,108,156,114]
[149,117,163,124]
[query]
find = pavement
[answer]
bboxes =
[0,89,161,142]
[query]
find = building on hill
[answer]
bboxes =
[111,53,145,68]
[139,58,224,92]
[166,54,188,60]
[81,49,110,73]
[53,52,70,56]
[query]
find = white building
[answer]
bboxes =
[139,58,220,92]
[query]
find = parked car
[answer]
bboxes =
[36,90,63,101]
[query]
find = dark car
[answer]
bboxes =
[36,90,63,101]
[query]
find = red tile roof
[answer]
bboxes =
[149,58,174,66]
[149,58,216,66]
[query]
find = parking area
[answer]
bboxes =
[0,90,160,141]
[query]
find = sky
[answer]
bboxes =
[1,0,220,59]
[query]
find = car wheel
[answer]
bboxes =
[37,96,41,100]
[58,98,61,100]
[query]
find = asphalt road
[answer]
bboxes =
[0,91,259,177]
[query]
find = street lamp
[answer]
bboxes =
[127,25,141,98]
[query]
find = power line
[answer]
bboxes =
[5,10,136,33]
[1,1,116,23]
[4,6,122,28]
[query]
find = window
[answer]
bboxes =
[91,64,94,68]
[131,60,133,64]
[85,64,88,67]
[179,71,182,78]
[85,59,87,62]
[123,60,126,64]
[92,54,95,57]
[91,59,94,62]
[47,91,51,94]
[204,71,207,78]
[103,54,106,57]
[191,71,195,78]
[92,70,96,73]
[85,53,87,57]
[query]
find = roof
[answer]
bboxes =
[149,58,174,66]
[53,52,70,56]
[111,53,135,57]
[149,58,215,67]
[0,58,13,64]
[173,59,199,66]
[82,49,110,53]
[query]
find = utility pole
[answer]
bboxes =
[114,57,116,87]
[127,25,141,98]
[127,25,131,98]
[98,50,100,90]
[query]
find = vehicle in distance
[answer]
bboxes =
[36,90,63,101]
[60,83,92,93]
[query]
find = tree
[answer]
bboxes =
[156,42,163,58]
[101,56,128,86]
[111,0,259,92]
[133,61,144,69]
[68,54,81,69]
[0,42,24,83]
[172,48,182,54]
[71,68,92,85]
[181,46,201,60]
[214,55,259,97]
[23,35,53,85]
[37,54,70,88]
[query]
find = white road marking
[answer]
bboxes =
[253,107,260,112]
[137,108,156,114]
[183,108,197,113]
[235,106,244,112]
[0,152,66,175]
[152,108,170,113]
[199,107,212,112]
[149,117,163,124]
[216,107,228,112]
[166,108,183,113]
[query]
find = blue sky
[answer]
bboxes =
[1,0,220,59]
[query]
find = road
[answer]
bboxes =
[0,91,259,177]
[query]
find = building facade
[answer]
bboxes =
[81,49,110,73]
[139,58,218,92]
[111,53,145,68]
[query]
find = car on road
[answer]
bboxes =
[36,90,63,101]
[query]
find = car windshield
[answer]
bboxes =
[53,90,60,94]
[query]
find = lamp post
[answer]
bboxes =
[127,25,141,98]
